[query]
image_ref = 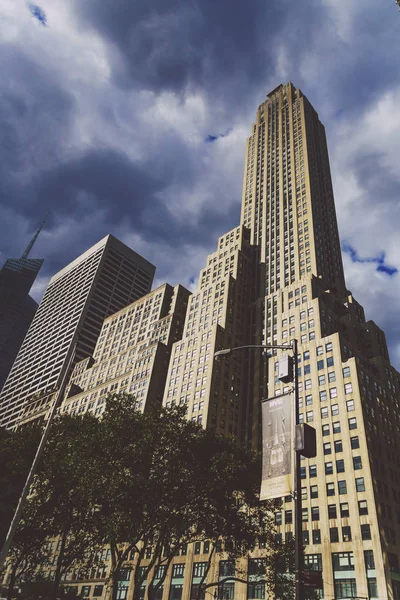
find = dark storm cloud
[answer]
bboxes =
[0,46,75,254]
[72,0,287,106]
[22,147,237,281]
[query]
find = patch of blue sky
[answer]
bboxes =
[342,243,398,277]
[205,128,232,143]
[29,3,47,26]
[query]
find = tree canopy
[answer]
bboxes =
[1,394,295,600]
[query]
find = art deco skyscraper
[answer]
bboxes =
[159,83,400,600]
[0,219,45,393]
[0,235,155,429]
[24,84,400,600]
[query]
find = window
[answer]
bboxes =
[348,417,357,430]
[93,586,104,597]
[344,383,353,394]
[311,507,320,521]
[327,483,335,496]
[332,421,341,433]
[321,407,328,419]
[361,524,371,540]
[304,554,322,571]
[342,367,350,378]
[302,531,309,545]
[310,485,318,499]
[342,526,352,542]
[193,563,208,578]
[317,360,324,370]
[309,465,317,478]
[327,356,334,367]
[325,342,333,352]
[305,394,313,405]
[355,477,365,492]
[325,462,333,475]
[170,584,183,600]
[300,466,306,479]
[338,480,347,495]
[367,578,378,598]
[332,552,355,571]
[302,508,309,522]
[81,587,91,598]
[305,379,312,390]
[318,375,326,386]
[219,561,235,577]
[330,527,339,543]
[322,424,330,436]
[247,583,265,599]
[328,372,336,383]
[316,346,323,355]
[306,410,313,422]
[172,564,185,578]
[203,541,210,553]
[194,542,201,555]
[323,442,332,455]
[328,505,337,519]
[312,529,321,544]
[340,503,349,518]
[364,550,375,570]
[336,459,344,473]
[358,500,368,515]
[331,404,339,416]
[350,436,359,449]
[319,390,327,402]
[330,388,337,399]
[275,512,282,525]
[334,579,357,599]
[346,400,355,412]
[334,440,343,453]
[285,510,293,523]
[353,456,362,470]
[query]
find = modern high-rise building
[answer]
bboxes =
[60,282,190,420]
[0,220,45,393]
[0,235,155,429]
[9,83,400,600]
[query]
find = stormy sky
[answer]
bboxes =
[1,0,400,367]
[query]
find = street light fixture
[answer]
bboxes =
[214,340,305,600]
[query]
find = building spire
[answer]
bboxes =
[21,212,49,259]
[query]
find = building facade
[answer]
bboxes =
[0,222,45,393]
[0,235,155,429]
[5,83,400,600]
[153,83,400,600]
[60,282,190,418]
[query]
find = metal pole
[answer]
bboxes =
[0,346,76,571]
[292,338,303,600]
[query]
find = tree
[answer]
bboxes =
[89,394,291,600]
[0,424,41,549]
[32,412,105,600]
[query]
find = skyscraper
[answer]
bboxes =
[159,83,400,600]
[14,83,400,600]
[0,235,155,429]
[0,219,45,393]
[60,282,190,419]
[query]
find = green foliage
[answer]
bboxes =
[0,424,42,548]
[3,393,295,600]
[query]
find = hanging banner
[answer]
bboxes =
[260,393,293,501]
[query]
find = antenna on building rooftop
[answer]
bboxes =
[21,211,50,259]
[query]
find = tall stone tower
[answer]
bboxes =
[160,83,400,600]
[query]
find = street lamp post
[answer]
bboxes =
[214,340,304,600]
